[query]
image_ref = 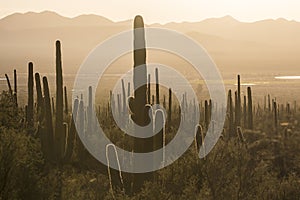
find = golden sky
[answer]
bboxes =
[0,0,299,23]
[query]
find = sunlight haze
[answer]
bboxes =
[1,0,300,23]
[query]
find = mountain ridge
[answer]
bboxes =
[0,11,300,74]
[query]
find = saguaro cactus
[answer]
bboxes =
[106,144,124,197]
[128,15,149,126]
[5,74,12,96]
[128,15,152,192]
[147,74,151,104]
[55,40,64,162]
[121,79,126,115]
[236,75,241,126]
[204,100,209,130]
[153,109,165,168]
[194,124,204,156]
[64,98,79,162]
[168,88,172,128]
[228,90,234,136]
[42,76,54,161]
[274,101,278,132]
[247,87,253,130]
[27,62,34,130]
[35,73,43,122]
[14,69,18,107]
[155,68,160,105]
[243,95,247,128]
[87,86,93,134]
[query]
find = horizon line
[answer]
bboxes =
[0,10,299,25]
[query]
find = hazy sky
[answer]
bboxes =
[1,0,300,23]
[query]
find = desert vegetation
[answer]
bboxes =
[0,15,300,200]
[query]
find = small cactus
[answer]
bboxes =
[247,87,253,130]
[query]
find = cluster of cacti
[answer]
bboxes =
[5,14,300,198]
[13,41,77,164]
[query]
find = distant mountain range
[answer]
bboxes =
[0,11,300,74]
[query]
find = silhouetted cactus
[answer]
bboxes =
[35,73,43,122]
[121,79,126,115]
[14,69,17,107]
[194,124,204,156]
[55,40,64,162]
[75,97,86,161]
[243,95,247,128]
[235,91,241,127]
[87,86,93,134]
[147,74,151,104]
[155,68,160,105]
[168,88,172,129]
[106,144,124,197]
[228,90,234,136]
[64,98,78,162]
[127,82,131,98]
[27,62,34,130]
[5,74,12,96]
[153,109,165,168]
[42,76,54,161]
[268,94,271,112]
[236,126,247,148]
[247,87,253,130]
[274,101,278,132]
[204,100,209,130]
[236,75,241,126]
[128,15,152,192]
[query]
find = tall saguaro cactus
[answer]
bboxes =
[55,40,64,162]
[27,62,34,130]
[128,15,149,126]
[128,15,152,193]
